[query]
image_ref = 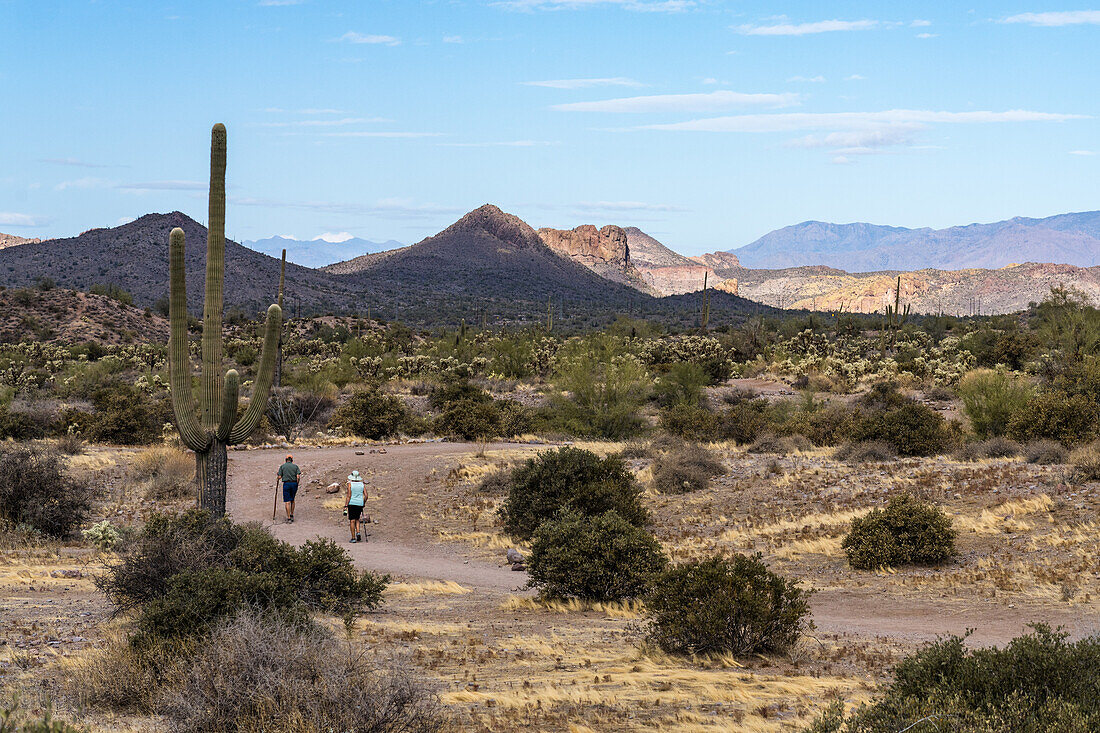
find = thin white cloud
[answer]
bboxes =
[258,0,303,5]
[788,75,826,83]
[911,19,932,27]
[116,216,136,225]
[736,19,880,36]
[1002,10,1100,26]
[39,157,114,168]
[573,200,688,212]
[54,176,112,191]
[338,32,400,45]
[441,140,560,147]
[553,90,799,113]
[230,195,461,220]
[916,32,937,38]
[523,77,644,89]
[258,117,389,127]
[313,232,354,242]
[642,109,1086,133]
[846,74,866,80]
[320,131,446,138]
[118,180,207,191]
[832,156,853,165]
[786,126,922,150]
[494,0,694,11]
[443,35,464,43]
[1070,149,1097,155]
[0,212,43,227]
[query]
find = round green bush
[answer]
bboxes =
[856,402,954,457]
[1008,391,1099,446]
[499,447,648,540]
[526,511,667,601]
[646,555,812,656]
[842,493,956,569]
[0,444,90,538]
[330,387,410,440]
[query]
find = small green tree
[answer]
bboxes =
[958,369,1032,438]
[526,511,667,601]
[330,387,409,440]
[842,494,956,569]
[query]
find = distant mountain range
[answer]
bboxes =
[731,211,1100,271]
[242,234,402,268]
[0,208,767,327]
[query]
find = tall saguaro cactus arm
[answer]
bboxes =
[168,227,209,453]
[229,303,282,443]
[201,123,228,432]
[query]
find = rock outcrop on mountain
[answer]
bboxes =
[536,224,655,292]
[0,233,40,250]
[618,228,737,296]
[730,211,1100,271]
[690,251,741,270]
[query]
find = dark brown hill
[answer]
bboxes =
[0,212,360,315]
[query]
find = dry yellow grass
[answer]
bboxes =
[499,596,647,620]
[437,529,516,550]
[385,580,472,597]
[954,494,1054,535]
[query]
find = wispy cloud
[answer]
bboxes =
[553,90,799,113]
[916,32,937,38]
[0,212,44,227]
[735,19,880,36]
[257,117,390,127]
[258,0,304,5]
[264,107,347,114]
[39,157,113,168]
[229,195,461,220]
[118,180,207,192]
[788,75,825,83]
[911,19,932,27]
[54,176,113,191]
[441,140,560,147]
[641,109,1086,133]
[786,126,922,153]
[319,131,446,138]
[1070,149,1097,155]
[494,0,694,12]
[338,32,400,45]
[1002,10,1100,26]
[846,74,866,80]
[573,200,688,213]
[443,35,464,43]
[523,77,644,89]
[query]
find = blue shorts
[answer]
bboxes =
[282,482,298,502]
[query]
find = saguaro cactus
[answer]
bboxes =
[168,123,282,516]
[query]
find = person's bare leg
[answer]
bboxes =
[286,500,295,520]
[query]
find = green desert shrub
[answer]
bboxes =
[651,441,725,494]
[546,355,649,439]
[646,555,813,657]
[808,625,1100,732]
[780,403,861,447]
[833,440,896,463]
[653,361,710,408]
[1007,390,1099,446]
[716,397,770,444]
[97,510,387,643]
[958,368,1033,438]
[499,447,648,540]
[0,444,90,538]
[659,403,719,441]
[855,402,955,457]
[1024,439,1069,465]
[75,383,168,445]
[330,386,411,440]
[526,511,667,602]
[0,698,83,733]
[745,433,811,455]
[842,494,956,570]
[0,400,56,440]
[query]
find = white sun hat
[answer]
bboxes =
[348,470,362,482]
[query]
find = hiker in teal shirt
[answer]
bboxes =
[277,455,301,523]
[345,470,367,543]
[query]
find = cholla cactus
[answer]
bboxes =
[168,124,282,516]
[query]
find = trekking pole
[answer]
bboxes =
[272,478,280,521]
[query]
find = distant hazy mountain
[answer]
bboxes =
[243,234,401,268]
[731,211,1100,271]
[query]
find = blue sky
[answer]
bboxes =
[2,1,1098,255]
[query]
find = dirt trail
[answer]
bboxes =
[227,443,533,592]
[228,444,1100,646]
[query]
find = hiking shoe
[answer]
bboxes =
[356,533,361,541]
[349,537,357,543]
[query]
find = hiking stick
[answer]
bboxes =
[272,479,280,521]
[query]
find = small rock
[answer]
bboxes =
[506,548,524,564]
[511,562,527,572]
[325,483,341,494]
[355,451,365,456]
[50,569,81,579]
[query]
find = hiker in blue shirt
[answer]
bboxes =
[345,470,368,543]
[277,455,301,523]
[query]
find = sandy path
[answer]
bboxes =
[227,443,532,592]
[228,444,1100,646]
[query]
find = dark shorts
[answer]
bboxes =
[282,482,298,502]
[347,504,363,521]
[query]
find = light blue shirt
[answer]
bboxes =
[348,480,365,506]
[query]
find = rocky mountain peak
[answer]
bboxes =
[445,204,544,250]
